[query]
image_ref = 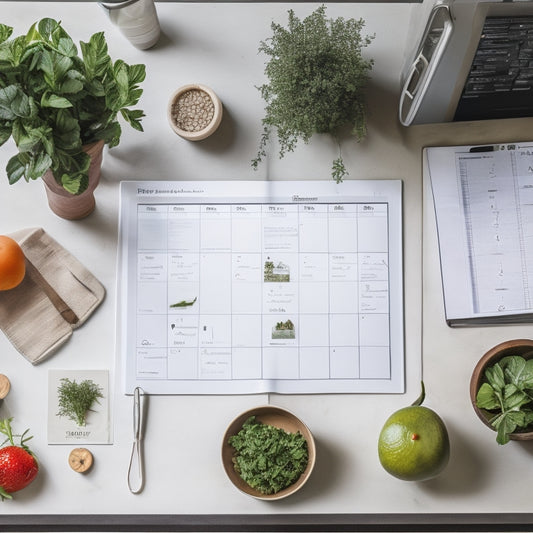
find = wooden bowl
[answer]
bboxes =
[221,405,316,500]
[470,339,533,440]
[167,84,222,141]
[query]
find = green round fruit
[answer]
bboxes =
[378,404,450,482]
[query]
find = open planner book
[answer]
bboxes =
[117,180,404,394]
[426,142,533,326]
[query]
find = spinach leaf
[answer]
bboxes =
[493,411,524,445]
[501,355,533,390]
[476,382,500,411]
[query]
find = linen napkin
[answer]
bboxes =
[0,228,105,364]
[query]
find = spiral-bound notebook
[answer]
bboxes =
[426,142,533,326]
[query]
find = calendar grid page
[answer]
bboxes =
[118,181,404,394]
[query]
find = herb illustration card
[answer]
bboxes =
[48,369,111,444]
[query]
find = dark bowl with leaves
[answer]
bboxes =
[470,339,533,445]
[221,405,316,500]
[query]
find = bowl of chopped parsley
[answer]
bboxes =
[221,405,316,500]
[470,339,533,445]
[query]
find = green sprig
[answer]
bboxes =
[56,378,103,427]
[0,418,33,452]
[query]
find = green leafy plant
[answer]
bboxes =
[0,18,145,194]
[252,5,374,183]
[228,416,308,495]
[476,355,533,444]
[57,378,104,427]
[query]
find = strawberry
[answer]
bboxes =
[0,418,38,500]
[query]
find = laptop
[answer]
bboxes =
[400,0,533,125]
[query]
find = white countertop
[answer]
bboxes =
[1,1,533,526]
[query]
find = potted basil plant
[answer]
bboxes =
[252,6,374,183]
[0,18,146,219]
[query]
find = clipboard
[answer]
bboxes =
[425,141,533,326]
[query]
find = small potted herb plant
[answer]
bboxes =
[0,18,145,218]
[252,5,374,183]
[470,339,533,444]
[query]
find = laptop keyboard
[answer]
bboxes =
[454,16,533,121]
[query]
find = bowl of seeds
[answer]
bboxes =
[167,83,223,141]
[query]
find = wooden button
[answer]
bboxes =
[0,374,10,399]
[68,448,93,473]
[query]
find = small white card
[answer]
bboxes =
[48,369,111,444]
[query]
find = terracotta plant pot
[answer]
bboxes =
[42,140,105,220]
